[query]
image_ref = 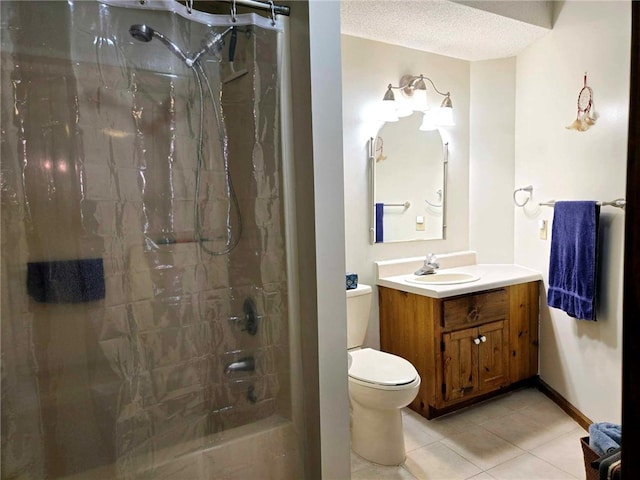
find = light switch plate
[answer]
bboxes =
[539,219,548,240]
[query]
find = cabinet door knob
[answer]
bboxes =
[479,335,487,343]
[473,337,481,345]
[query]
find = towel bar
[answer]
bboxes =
[540,198,626,209]
[382,201,411,208]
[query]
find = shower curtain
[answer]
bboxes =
[0,1,301,478]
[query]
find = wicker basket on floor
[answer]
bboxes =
[581,437,599,480]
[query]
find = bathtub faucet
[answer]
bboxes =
[225,356,255,374]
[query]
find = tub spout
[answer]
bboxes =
[224,357,255,374]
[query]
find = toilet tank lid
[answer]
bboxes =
[346,284,371,297]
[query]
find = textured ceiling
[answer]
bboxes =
[340,0,553,61]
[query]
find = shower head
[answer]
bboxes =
[129,24,189,65]
[129,24,233,68]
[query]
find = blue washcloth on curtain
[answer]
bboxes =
[547,201,600,321]
[27,258,105,304]
[589,422,622,456]
[375,203,384,243]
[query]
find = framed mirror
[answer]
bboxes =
[370,112,448,243]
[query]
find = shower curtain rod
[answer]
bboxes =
[214,0,290,16]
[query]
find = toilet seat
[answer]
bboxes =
[348,348,418,388]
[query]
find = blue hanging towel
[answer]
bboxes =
[547,201,600,321]
[375,203,384,243]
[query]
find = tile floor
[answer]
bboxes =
[351,387,588,480]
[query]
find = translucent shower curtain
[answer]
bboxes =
[1,1,299,478]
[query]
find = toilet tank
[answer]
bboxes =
[346,284,372,349]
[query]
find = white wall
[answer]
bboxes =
[469,58,517,264]
[308,2,351,478]
[342,35,470,348]
[285,1,350,477]
[514,0,630,423]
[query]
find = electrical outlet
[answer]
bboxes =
[539,220,548,240]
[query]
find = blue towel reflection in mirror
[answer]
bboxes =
[375,203,384,243]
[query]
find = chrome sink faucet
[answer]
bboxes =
[414,253,439,275]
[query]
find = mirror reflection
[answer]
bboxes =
[373,112,445,243]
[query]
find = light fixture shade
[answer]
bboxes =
[394,94,413,117]
[437,106,455,126]
[377,99,399,122]
[419,111,437,131]
[382,85,395,102]
[411,89,429,111]
[410,77,429,111]
[377,85,399,122]
[436,94,455,126]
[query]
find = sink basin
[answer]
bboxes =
[405,272,480,285]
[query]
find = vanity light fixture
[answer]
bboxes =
[379,85,400,122]
[379,74,455,127]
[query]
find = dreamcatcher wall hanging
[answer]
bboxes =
[566,72,597,132]
[374,136,387,162]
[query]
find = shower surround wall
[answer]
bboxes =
[1,1,299,478]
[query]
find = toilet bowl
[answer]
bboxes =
[345,284,420,465]
[348,347,420,465]
[347,284,420,465]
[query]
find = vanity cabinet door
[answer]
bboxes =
[442,320,509,405]
[442,327,479,402]
[477,320,509,393]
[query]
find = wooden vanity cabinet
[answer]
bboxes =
[378,281,539,419]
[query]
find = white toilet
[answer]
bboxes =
[347,284,421,465]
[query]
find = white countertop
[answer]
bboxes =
[376,264,542,299]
